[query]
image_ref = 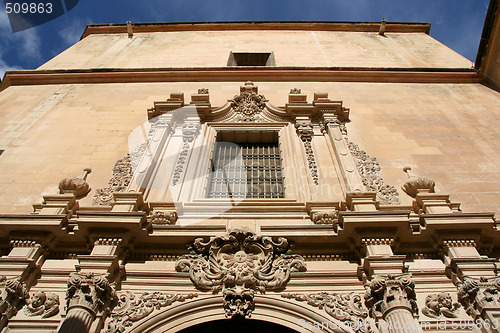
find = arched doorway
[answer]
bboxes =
[178,319,299,333]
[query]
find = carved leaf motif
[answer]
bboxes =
[105,291,197,333]
[282,292,372,333]
[230,91,267,121]
[347,141,400,205]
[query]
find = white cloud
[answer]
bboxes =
[0,10,42,77]
[57,18,91,47]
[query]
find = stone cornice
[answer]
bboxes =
[80,21,432,39]
[0,68,484,91]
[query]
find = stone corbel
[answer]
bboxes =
[295,118,319,185]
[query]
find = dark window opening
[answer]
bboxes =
[208,132,284,199]
[227,52,275,66]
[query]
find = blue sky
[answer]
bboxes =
[0,0,491,78]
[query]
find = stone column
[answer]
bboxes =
[58,237,124,333]
[457,277,500,333]
[361,239,422,333]
[365,275,422,333]
[57,272,115,333]
[442,240,500,332]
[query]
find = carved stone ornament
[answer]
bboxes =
[401,166,436,198]
[0,277,28,319]
[66,272,116,315]
[230,81,268,121]
[457,276,500,317]
[148,210,178,225]
[93,144,147,206]
[311,210,338,225]
[364,275,418,318]
[422,292,460,319]
[24,291,60,318]
[295,122,319,185]
[175,227,306,318]
[104,291,197,333]
[347,141,400,205]
[282,292,372,333]
[198,88,209,94]
[290,88,301,94]
[172,122,201,186]
[59,168,92,198]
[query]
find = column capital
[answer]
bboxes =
[66,272,116,315]
[364,274,418,319]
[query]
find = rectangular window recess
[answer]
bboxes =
[227,52,275,67]
[208,132,283,199]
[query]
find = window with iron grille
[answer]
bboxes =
[208,142,284,199]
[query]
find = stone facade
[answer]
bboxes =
[0,18,499,333]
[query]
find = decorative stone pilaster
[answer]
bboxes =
[457,276,500,332]
[58,272,116,333]
[111,192,145,212]
[414,193,454,214]
[364,275,422,333]
[77,238,124,277]
[172,121,201,186]
[295,119,319,185]
[322,115,364,192]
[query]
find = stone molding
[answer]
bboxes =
[175,227,306,318]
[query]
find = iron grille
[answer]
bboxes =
[208,142,284,198]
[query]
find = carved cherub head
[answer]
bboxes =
[425,294,440,313]
[31,291,46,308]
[438,292,453,309]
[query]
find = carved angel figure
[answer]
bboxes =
[24,291,60,318]
[422,292,460,319]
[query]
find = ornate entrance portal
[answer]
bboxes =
[178,319,299,333]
